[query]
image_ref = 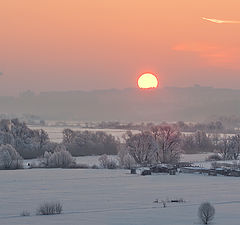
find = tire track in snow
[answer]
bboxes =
[1,200,240,220]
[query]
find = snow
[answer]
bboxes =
[192,159,240,169]
[0,169,240,225]
[180,153,212,162]
[22,153,215,168]
[30,125,236,144]
[28,125,139,143]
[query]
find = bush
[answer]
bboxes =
[37,201,63,215]
[0,144,23,169]
[98,154,118,169]
[198,202,215,224]
[43,149,75,168]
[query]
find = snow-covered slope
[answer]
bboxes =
[0,169,239,225]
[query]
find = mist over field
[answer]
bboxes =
[1,0,240,224]
[1,85,240,122]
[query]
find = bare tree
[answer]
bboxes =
[125,131,157,166]
[218,136,232,160]
[194,131,212,152]
[217,135,240,160]
[210,133,220,146]
[198,202,215,224]
[230,134,240,160]
[151,125,181,164]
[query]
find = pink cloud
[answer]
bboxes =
[173,42,239,69]
[172,43,217,53]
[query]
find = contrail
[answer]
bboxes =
[202,17,240,24]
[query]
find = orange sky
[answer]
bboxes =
[0,0,240,95]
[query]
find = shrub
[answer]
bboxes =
[0,144,23,169]
[198,202,215,224]
[37,201,63,215]
[98,154,117,169]
[43,150,75,168]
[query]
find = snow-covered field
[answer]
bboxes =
[29,125,237,144]
[73,153,213,166]
[0,169,240,225]
[23,153,213,168]
[28,125,139,143]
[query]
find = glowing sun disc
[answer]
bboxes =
[138,73,158,89]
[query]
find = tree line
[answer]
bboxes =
[1,119,240,169]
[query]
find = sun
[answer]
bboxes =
[137,73,159,89]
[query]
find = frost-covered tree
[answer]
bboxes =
[151,125,181,164]
[0,119,50,159]
[218,136,232,160]
[217,134,240,160]
[198,202,215,224]
[63,129,75,144]
[117,145,136,169]
[181,134,195,153]
[34,129,49,152]
[0,131,15,146]
[181,131,215,154]
[63,129,119,156]
[0,144,23,169]
[125,131,157,166]
[230,134,240,160]
[194,131,212,151]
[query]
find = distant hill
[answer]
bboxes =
[1,86,240,122]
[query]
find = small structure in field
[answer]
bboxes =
[141,169,151,176]
[130,167,152,176]
[150,164,177,174]
[134,167,152,176]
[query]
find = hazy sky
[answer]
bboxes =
[0,0,240,95]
